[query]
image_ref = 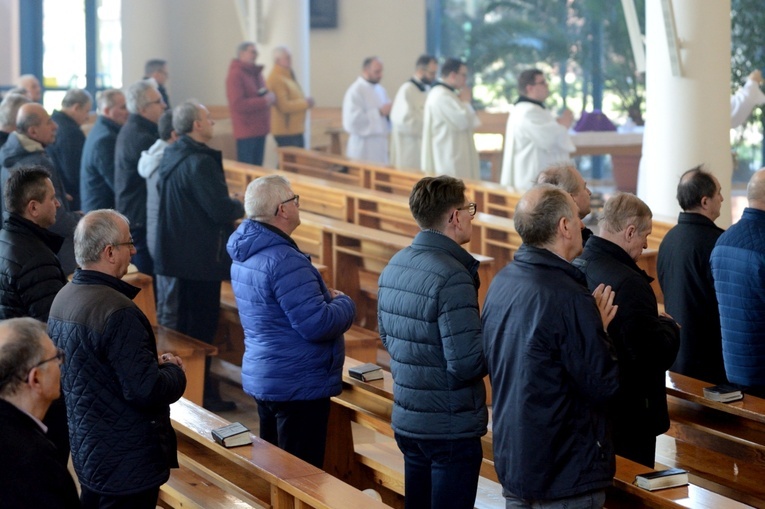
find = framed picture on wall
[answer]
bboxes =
[310,0,337,29]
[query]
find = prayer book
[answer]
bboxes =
[348,363,384,382]
[634,468,689,491]
[703,383,744,403]
[211,422,252,448]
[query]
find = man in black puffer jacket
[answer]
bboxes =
[48,209,186,509]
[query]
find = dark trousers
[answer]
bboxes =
[255,397,331,468]
[237,136,266,166]
[394,434,483,509]
[80,485,159,509]
[130,227,153,276]
[614,428,656,468]
[274,134,305,148]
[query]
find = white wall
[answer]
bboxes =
[0,0,19,86]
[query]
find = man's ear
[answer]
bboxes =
[700,195,710,210]
[625,224,637,240]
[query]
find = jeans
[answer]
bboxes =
[274,134,305,148]
[237,136,266,165]
[130,227,153,276]
[394,434,483,509]
[504,489,606,509]
[255,398,331,468]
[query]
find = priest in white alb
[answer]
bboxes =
[342,56,391,164]
[421,58,481,181]
[500,68,575,190]
[389,55,438,171]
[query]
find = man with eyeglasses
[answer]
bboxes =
[48,209,187,509]
[378,175,487,509]
[227,174,355,468]
[501,68,575,191]
[0,318,80,509]
[154,100,244,412]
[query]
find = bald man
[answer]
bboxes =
[711,169,765,396]
[0,103,81,274]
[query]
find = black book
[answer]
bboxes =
[634,468,689,491]
[211,422,251,448]
[348,363,384,382]
[703,383,743,403]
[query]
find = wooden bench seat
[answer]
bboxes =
[160,464,263,509]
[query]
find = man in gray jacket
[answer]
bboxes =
[378,175,487,509]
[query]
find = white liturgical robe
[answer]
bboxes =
[500,100,575,190]
[342,77,391,164]
[421,83,481,180]
[390,78,429,171]
[731,78,765,129]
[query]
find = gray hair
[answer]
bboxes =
[61,88,92,109]
[74,209,129,266]
[125,80,158,114]
[96,89,124,113]
[273,45,290,60]
[0,318,48,397]
[237,41,255,56]
[747,169,765,205]
[172,100,202,135]
[245,175,293,220]
[514,184,575,247]
[0,93,31,129]
[599,192,652,235]
[536,163,580,194]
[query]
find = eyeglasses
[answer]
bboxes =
[32,348,66,369]
[146,99,164,106]
[274,195,300,215]
[112,238,135,249]
[456,202,477,217]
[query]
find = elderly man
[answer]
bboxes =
[266,46,314,148]
[144,59,171,108]
[658,167,726,384]
[227,174,355,467]
[48,88,93,211]
[226,41,276,165]
[575,193,680,467]
[81,88,129,212]
[0,92,31,148]
[483,184,619,508]
[342,56,392,164]
[16,74,42,102]
[0,103,80,274]
[115,80,165,275]
[389,54,437,170]
[378,175,487,509]
[501,69,575,190]
[536,162,593,245]
[421,58,480,180]
[48,209,187,509]
[711,168,765,396]
[0,318,80,509]
[154,100,244,411]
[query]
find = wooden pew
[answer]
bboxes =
[324,357,752,509]
[162,398,393,509]
[124,271,217,406]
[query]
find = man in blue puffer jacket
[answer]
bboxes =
[711,168,765,396]
[378,175,487,509]
[227,174,356,468]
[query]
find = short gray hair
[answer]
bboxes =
[514,184,575,247]
[0,93,31,129]
[61,88,92,109]
[74,209,129,266]
[126,80,158,114]
[245,175,293,220]
[172,100,202,135]
[0,318,48,397]
[599,192,652,235]
[273,45,290,60]
[237,41,255,56]
[536,163,580,194]
[96,89,124,113]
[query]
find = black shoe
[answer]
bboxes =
[203,398,237,412]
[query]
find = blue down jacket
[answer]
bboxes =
[377,231,488,440]
[711,207,765,386]
[228,219,356,401]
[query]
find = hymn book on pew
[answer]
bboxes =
[349,363,384,382]
[702,383,744,402]
[211,422,252,448]
[634,468,689,491]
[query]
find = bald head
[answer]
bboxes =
[747,168,765,210]
[514,184,581,259]
[16,103,57,146]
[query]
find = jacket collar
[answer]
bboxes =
[433,81,457,94]
[582,235,652,282]
[72,269,141,300]
[126,113,158,133]
[514,95,546,109]
[3,213,65,254]
[677,211,724,232]
[271,64,295,80]
[255,220,301,251]
[159,135,221,180]
[514,244,587,286]
[412,230,480,278]
[96,115,122,134]
[741,207,765,222]
[15,132,45,153]
[409,77,427,92]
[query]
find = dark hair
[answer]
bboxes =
[409,176,466,229]
[441,58,465,78]
[362,56,379,69]
[144,59,167,76]
[518,69,544,95]
[677,165,717,211]
[4,166,51,214]
[514,185,574,247]
[158,109,174,141]
[415,54,436,69]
